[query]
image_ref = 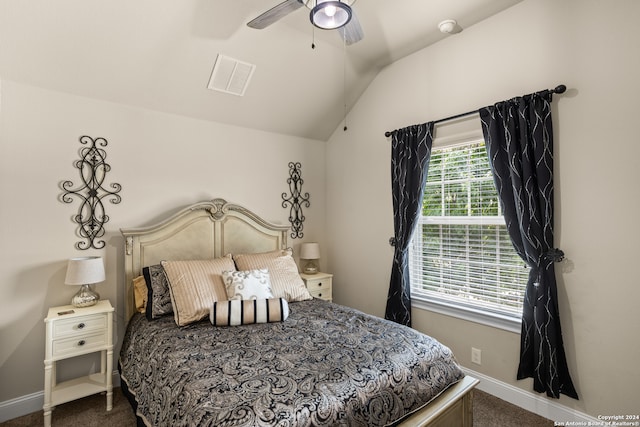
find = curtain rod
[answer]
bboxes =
[384,84,566,138]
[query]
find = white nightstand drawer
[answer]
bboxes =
[306,279,331,292]
[53,314,107,339]
[52,331,108,358]
[308,288,331,300]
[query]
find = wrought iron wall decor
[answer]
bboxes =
[60,136,122,250]
[281,162,310,239]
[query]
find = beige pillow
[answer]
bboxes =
[233,249,312,302]
[133,275,147,314]
[161,256,236,326]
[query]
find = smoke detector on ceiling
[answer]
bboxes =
[438,19,458,34]
[207,54,256,96]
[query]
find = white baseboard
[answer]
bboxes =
[0,372,121,423]
[0,390,43,423]
[463,367,598,424]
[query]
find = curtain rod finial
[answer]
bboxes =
[554,85,566,94]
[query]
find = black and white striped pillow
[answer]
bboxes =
[210,298,289,326]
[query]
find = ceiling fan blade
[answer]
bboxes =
[340,10,364,45]
[247,0,303,29]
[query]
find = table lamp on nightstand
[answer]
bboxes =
[300,242,320,274]
[65,256,105,307]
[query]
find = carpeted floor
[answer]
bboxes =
[1,387,554,426]
[473,389,554,427]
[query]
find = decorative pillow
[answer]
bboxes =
[210,298,289,326]
[222,269,274,300]
[142,264,173,320]
[161,256,236,326]
[133,275,147,314]
[233,249,312,302]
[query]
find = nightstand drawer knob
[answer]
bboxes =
[77,323,85,329]
[317,283,322,287]
[318,293,322,297]
[78,340,86,346]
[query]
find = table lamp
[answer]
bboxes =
[300,242,320,274]
[65,256,105,307]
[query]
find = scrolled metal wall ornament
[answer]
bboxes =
[60,136,122,250]
[281,162,310,239]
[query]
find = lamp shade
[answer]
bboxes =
[310,1,352,30]
[300,243,320,260]
[65,257,105,285]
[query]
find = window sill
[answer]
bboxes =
[411,297,522,334]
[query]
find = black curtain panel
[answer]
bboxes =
[479,92,578,399]
[385,123,434,327]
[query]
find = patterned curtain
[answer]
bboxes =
[385,123,434,327]
[479,92,578,399]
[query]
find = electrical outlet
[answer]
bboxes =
[471,347,482,365]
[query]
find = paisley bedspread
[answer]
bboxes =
[119,299,465,427]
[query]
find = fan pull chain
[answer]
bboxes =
[343,28,348,131]
[311,1,316,49]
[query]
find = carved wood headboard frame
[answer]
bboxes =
[120,198,289,321]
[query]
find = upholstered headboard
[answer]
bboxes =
[120,198,289,320]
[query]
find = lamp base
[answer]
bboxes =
[303,260,318,274]
[71,284,100,308]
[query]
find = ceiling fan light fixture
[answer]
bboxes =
[310,1,352,30]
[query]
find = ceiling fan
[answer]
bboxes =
[247,0,364,45]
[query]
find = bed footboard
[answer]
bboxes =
[398,375,479,427]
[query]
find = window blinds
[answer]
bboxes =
[410,142,529,318]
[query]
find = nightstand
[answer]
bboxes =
[43,300,114,427]
[300,272,333,302]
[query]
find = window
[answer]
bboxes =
[409,139,529,329]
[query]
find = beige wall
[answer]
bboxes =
[0,81,326,402]
[326,0,639,419]
[2,0,640,420]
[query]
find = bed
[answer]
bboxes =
[119,198,478,426]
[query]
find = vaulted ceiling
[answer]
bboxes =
[0,0,521,140]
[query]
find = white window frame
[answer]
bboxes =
[409,129,526,333]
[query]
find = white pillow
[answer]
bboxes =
[222,269,274,300]
[232,249,312,302]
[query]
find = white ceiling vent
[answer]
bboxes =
[207,54,256,96]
